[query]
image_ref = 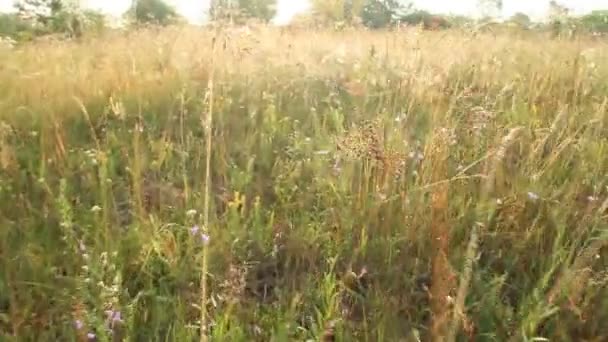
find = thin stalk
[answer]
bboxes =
[201,31,218,342]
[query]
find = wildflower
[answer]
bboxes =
[527,192,540,201]
[105,310,123,325]
[74,319,83,330]
[190,225,200,235]
[190,225,210,245]
[253,325,263,335]
[91,205,102,213]
[87,332,96,340]
[186,209,197,217]
[408,151,424,162]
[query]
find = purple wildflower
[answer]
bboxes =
[200,233,210,245]
[190,225,200,236]
[190,225,210,245]
[105,310,123,324]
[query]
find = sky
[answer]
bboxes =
[2,0,608,24]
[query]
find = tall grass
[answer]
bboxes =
[0,25,607,341]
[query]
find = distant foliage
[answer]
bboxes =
[209,0,277,23]
[10,0,107,40]
[548,0,570,21]
[238,0,277,22]
[15,0,64,26]
[310,0,412,29]
[510,12,532,28]
[580,10,608,33]
[0,13,31,39]
[398,10,450,30]
[445,15,475,29]
[360,0,399,28]
[132,0,180,26]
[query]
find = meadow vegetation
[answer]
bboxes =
[0,25,607,341]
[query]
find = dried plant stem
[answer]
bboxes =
[428,132,454,341]
[446,223,480,342]
[201,33,218,342]
[447,127,525,342]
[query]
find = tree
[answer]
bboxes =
[238,0,277,22]
[580,10,608,33]
[343,0,366,23]
[309,0,409,28]
[0,13,30,38]
[398,10,450,30]
[548,0,570,21]
[548,1,571,37]
[209,0,277,23]
[445,14,474,28]
[361,0,396,28]
[362,0,411,28]
[14,0,105,38]
[15,0,64,26]
[131,0,179,25]
[209,0,235,22]
[510,12,531,28]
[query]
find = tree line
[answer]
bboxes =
[1,0,607,41]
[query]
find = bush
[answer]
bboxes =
[133,0,179,26]
[398,11,450,30]
[7,1,108,40]
[0,13,32,39]
[580,10,608,33]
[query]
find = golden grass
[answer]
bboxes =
[1,26,604,125]
[1,24,607,341]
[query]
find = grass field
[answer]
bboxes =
[1,25,607,341]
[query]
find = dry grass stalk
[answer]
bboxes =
[200,29,220,342]
[428,129,456,341]
[448,127,525,342]
[547,238,608,312]
[446,223,480,342]
[335,119,405,194]
[484,127,526,197]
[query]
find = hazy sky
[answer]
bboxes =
[2,0,608,24]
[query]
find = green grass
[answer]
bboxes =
[0,25,607,341]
